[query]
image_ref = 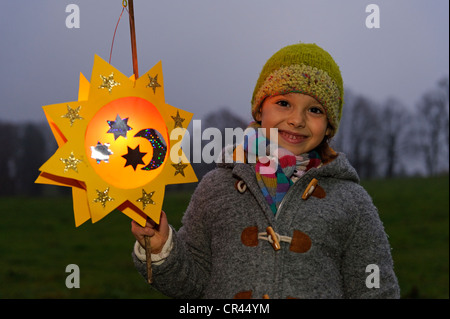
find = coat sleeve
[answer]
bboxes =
[340,187,400,299]
[132,171,216,298]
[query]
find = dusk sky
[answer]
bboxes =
[0,0,448,125]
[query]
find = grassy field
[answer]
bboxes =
[0,175,448,299]
[361,175,449,299]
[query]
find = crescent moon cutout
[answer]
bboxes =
[134,128,167,171]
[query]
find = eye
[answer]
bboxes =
[309,106,325,114]
[276,100,290,107]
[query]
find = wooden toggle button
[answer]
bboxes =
[266,226,281,251]
[302,178,326,200]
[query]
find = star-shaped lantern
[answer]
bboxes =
[36,55,197,226]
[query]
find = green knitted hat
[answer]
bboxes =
[251,43,344,137]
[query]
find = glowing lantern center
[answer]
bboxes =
[85,96,169,189]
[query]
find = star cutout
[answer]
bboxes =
[99,72,120,93]
[121,145,147,171]
[107,114,132,140]
[90,142,113,164]
[136,189,156,210]
[171,110,185,129]
[93,187,114,208]
[146,74,161,94]
[172,160,188,177]
[60,152,82,173]
[61,105,83,126]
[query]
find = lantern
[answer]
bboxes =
[36,55,197,227]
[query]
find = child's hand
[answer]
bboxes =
[131,211,170,254]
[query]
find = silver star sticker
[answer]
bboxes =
[90,142,113,164]
[107,114,132,140]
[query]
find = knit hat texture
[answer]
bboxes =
[251,43,344,137]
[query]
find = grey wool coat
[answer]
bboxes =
[132,152,400,299]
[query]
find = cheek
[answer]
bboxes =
[310,119,328,137]
[258,108,279,128]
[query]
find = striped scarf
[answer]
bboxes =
[243,124,322,215]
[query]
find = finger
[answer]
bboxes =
[131,220,155,237]
[131,220,141,233]
[158,210,170,237]
[145,210,168,230]
[145,217,157,229]
[160,210,168,225]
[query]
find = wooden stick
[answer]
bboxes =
[127,0,150,283]
[128,0,139,79]
[144,235,153,284]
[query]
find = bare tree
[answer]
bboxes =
[345,95,381,179]
[415,77,449,175]
[0,122,18,195]
[331,90,382,178]
[15,123,47,195]
[191,107,248,180]
[332,88,355,155]
[379,97,408,178]
[437,77,449,170]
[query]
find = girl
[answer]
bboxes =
[131,43,400,299]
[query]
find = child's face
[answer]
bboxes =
[255,93,330,155]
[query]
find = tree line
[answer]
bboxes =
[334,77,448,179]
[0,77,447,196]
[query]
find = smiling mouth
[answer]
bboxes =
[279,130,307,144]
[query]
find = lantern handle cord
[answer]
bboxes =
[109,0,139,80]
[109,5,127,64]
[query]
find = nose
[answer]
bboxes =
[287,110,305,128]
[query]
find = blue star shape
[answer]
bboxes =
[107,114,132,140]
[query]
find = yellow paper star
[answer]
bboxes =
[60,152,82,173]
[61,105,84,126]
[36,55,197,227]
[172,160,189,177]
[93,187,114,208]
[136,189,156,210]
[99,72,120,93]
[171,110,185,129]
[146,74,161,93]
